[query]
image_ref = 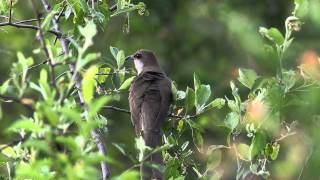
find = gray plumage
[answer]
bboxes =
[128,50,172,180]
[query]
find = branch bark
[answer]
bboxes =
[39,0,110,179]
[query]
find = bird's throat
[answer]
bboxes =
[134,60,144,75]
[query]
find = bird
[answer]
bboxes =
[127,49,172,180]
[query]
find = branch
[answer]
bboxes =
[9,0,13,23]
[0,136,28,152]
[102,106,199,120]
[30,0,58,91]
[0,21,61,37]
[40,0,110,178]
[0,94,34,111]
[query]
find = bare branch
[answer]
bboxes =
[0,21,61,37]
[102,105,199,120]
[0,94,34,111]
[30,0,58,92]
[9,0,13,23]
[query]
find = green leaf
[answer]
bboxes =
[238,68,258,89]
[259,27,284,45]
[41,5,60,31]
[22,140,50,152]
[78,21,97,51]
[116,50,125,69]
[97,67,111,83]
[119,76,136,90]
[294,0,308,17]
[1,146,16,158]
[176,91,186,100]
[88,96,112,117]
[185,87,195,112]
[0,79,10,94]
[135,136,151,162]
[195,84,211,114]
[76,53,99,72]
[193,73,201,91]
[265,143,280,160]
[110,46,119,59]
[208,98,225,109]
[82,66,98,104]
[225,112,239,130]
[249,131,267,160]
[115,170,139,180]
[237,143,250,161]
[112,143,127,156]
[171,81,178,102]
[8,118,42,133]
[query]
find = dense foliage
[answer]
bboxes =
[0,0,319,179]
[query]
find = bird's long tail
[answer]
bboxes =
[141,131,163,180]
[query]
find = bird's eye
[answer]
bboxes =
[134,53,142,59]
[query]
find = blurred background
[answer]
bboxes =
[1,0,320,179]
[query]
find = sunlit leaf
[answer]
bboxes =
[119,76,136,90]
[82,66,98,104]
[249,131,266,160]
[238,68,258,89]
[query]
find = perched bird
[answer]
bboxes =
[127,50,172,180]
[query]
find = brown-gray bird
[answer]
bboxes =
[127,50,172,180]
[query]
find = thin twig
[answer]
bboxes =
[9,0,13,23]
[0,94,34,111]
[0,136,28,152]
[102,105,199,120]
[0,21,61,37]
[30,0,58,92]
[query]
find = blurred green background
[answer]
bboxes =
[1,0,320,179]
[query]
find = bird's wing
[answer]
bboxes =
[129,71,169,135]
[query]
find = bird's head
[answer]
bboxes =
[126,49,159,74]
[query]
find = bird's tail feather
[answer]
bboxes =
[141,131,163,180]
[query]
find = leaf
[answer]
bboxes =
[41,6,59,31]
[193,73,201,91]
[270,143,280,160]
[22,140,50,152]
[119,76,136,90]
[82,66,98,104]
[259,27,284,45]
[97,67,111,84]
[0,79,10,94]
[8,118,42,133]
[208,98,225,109]
[135,136,151,162]
[176,91,186,100]
[89,96,112,117]
[76,53,99,72]
[237,143,250,161]
[294,0,308,17]
[195,84,211,114]
[249,131,266,160]
[110,46,119,59]
[171,82,178,102]
[78,21,97,51]
[116,50,125,69]
[181,141,189,151]
[112,143,127,156]
[238,68,258,89]
[225,112,239,130]
[265,143,280,160]
[185,87,195,112]
[115,170,139,180]
[1,146,16,158]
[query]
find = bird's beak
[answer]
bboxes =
[125,55,134,62]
